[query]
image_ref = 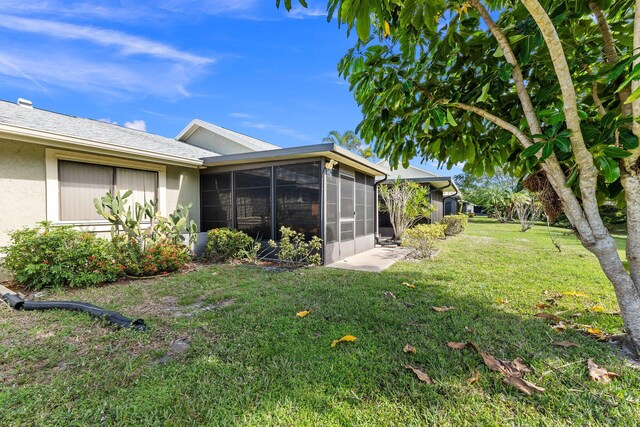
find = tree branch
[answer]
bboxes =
[588,0,632,115]
[469,0,543,136]
[521,0,608,239]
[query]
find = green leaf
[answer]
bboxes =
[355,5,371,41]
[541,142,554,159]
[604,146,632,159]
[619,128,639,149]
[446,109,458,127]
[493,46,504,58]
[624,86,640,104]
[521,142,544,158]
[554,137,571,153]
[597,156,620,183]
[566,168,579,187]
[477,83,491,103]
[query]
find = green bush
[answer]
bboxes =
[113,237,191,276]
[269,226,322,267]
[204,228,253,262]
[441,214,469,236]
[0,222,122,290]
[402,223,446,259]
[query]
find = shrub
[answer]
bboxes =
[0,222,122,290]
[204,228,253,262]
[113,237,191,276]
[269,227,322,267]
[441,214,469,236]
[402,223,446,260]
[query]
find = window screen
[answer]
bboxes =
[58,160,158,221]
[275,162,321,240]
[325,164,339,243]
[235,168,272,239]
[355,172,366,237]
[201,172,232,231]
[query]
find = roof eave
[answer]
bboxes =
[202,143,389,175]
[0,123,204,168]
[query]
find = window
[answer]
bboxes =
[365,175,375,235]
[235,168,272,239]
[58,160,158,221]
[275,162,321,240]
[355,173,366,237]
[201,172,232,231]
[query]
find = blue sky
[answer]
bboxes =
[0,0,462,176]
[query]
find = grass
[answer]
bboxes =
[1,219,639,426]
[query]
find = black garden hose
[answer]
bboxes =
[1,292,147,331]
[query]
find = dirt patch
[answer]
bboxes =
[176,298,236,317]
[157,337,191,364]
[608,335,640,368]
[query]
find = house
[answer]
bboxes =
[375,160,459,239]
[0,99,387,269]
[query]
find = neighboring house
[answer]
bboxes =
[444,196,475,215]
[0,99,387,268]
[376,160,459,239]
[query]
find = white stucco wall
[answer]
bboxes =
[0,138,203,280]
[0,139,47,247]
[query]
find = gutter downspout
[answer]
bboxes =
[440,179,460,214]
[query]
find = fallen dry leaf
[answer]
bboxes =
[553,340,580,348]
[383,291,396,299]
[535,303,552,309]
[406,364,434,384]
[589,305,604,313]
[587,358,619,383]
[432,306,454,312]
[296,309,312,318]
[496,298,509,304]
[551,322,568,332]
[563,291,588,297]
[447,342,468,350]
[453,341,544,395]
[331,335,357,348]
[586,327,607,340]
[534,313,562,322]
[403,344,416,354]
[464,326,476,334]
[402,282,416,289]
[467,371,480,385]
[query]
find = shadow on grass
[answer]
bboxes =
[1,264,637,426]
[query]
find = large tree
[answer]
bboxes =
[278,0,640,350]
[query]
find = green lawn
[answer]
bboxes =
[1,219,639,426]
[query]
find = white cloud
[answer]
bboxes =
[0,15,212,66]
[240,120,310,141]
[229,112,253,119]
[158,0,259,14]
[124,120,147,131]
[286,6,326,19]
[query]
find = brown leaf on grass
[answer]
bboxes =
[534,313,562,322]
[467,371,480,385]
[331,335,357,348]
[403,344,416,354]
[535,303,552,309]
[384,291,396,299]
[406,364,434,384]
[502,376,546,396]
[553,340,580,348]
[432,306,454,312]
[447,342,469,350]
[402,282,416,289]
[444,341,543,395]
[587,358,619,383]
[464,326,476,334]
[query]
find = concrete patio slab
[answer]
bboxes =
[326,246,412,272]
